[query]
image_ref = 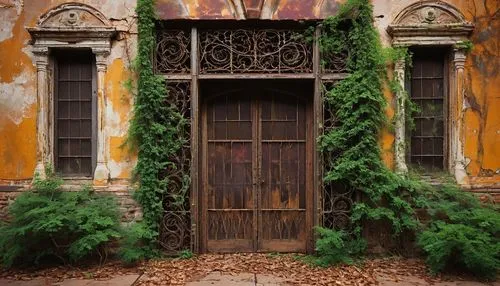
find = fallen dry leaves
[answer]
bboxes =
[0,255,491,285]
[136,254,400,286]
[0,260,139,282]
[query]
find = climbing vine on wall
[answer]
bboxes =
[319,0,419,236]
[127,0,189,254]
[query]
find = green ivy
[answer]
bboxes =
[127,0,187,256]
[317,0,500,279]
[319,0,419,236]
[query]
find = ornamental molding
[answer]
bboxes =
[27,2,116,43]
[387,1,473,46]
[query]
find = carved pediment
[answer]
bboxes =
[388,1,474,44]
[27,2,115,44]
[393,1,469,26]
[37,2,111,28]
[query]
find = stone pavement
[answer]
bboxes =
[185,272,287,286]
[0,274,140,286]
[1,272,498,286]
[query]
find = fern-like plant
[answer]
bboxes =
[0,169,121,267]
[313,227,366,266]
[416,184,500,280]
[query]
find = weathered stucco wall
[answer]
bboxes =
[0,0,498,194]
[374,0,500,192]
[0,0,137,184]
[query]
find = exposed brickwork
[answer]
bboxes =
[469,188,500,204]
[0,184,142,223]
[0,190,22,221]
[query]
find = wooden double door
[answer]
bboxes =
[201,81,313,253]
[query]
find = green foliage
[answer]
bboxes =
[128,0,190,256]
[416,184,500,279]
[455,41,474,53]
[317,0,499,279]
[118,222,160,264]
[313,227,366,267]
[0,170,121,268]
[178,249,194,259]
[319,0,418,237]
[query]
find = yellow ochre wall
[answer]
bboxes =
[0,0,137,184]
[0,0,498,190]
[374,0,500,189]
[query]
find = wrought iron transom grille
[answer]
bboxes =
[199,29,313,74]
[155,30,191,74]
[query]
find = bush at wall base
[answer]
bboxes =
[0,170,121,268]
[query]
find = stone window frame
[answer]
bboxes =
[387,0,474,184]
[27,2,116,185]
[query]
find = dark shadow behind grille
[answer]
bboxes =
[54,50,96,177]
[409,48,447,171]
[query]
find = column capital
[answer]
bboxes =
[394,58,406,71]
[92,48,109,72]
[33,46,49,70]
[453,48,467,70]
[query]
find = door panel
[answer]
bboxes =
[202,81,311,253]
[206,94,255,252]
[259,92,308,251]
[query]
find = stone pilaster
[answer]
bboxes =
[33,47,50,179]
[394,58,408,174]
[451,48,468,184]
[92,48,110,185]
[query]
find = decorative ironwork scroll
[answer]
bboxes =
[155,30,191,74]
[159,81,192,253]
[321,81,355,230]
[323,50,349,73]
[199,29,313,74]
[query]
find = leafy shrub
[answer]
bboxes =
[0,170,121,267]
[416,184,500,279]
[178,249,194,259]
[118,221,159,264]
[313,227,366,266]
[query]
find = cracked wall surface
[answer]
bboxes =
[0,0,137,184]
[0,0,498,195]
[374,0,500,191]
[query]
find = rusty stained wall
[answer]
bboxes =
[155,0,342,20]
[0,0,137,183]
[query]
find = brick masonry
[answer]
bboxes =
[0,184,142,223]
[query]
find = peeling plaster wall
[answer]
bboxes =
[0,0,498,193]
[374,0,500,190]
[0,0,137,183]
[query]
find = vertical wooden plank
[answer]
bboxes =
[200,101,208,253]
[253,96,260,252]
[311,26,322,253]
[443,53,449,170]
[190,27,200,253]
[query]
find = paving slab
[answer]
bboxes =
[255,274,289,286]
[0,274,140,286]
[60,274,140,286]
[0,278,57,286]
[377,274,499,286]
[186,272,255,286]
